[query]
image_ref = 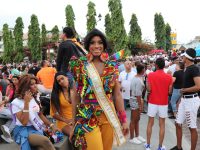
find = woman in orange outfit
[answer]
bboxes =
[50,72,73,136]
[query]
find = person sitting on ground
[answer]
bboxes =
[50,72,73,135]
[50,72,76,149]
[0,72,9,96]
[37,60,57,94]
[28,60,41,76]
[0,79,15,143]
[11,74,58,150]
[0,75,19,142]
[10,66,20,76]
[20,65,29,75]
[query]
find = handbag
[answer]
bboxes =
[43,128,64,144]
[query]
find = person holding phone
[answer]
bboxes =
[11,74,58,150]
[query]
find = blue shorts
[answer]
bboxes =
[170,88,181,112]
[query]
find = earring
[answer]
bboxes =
[100,52,109,62]
[86,52,93,62]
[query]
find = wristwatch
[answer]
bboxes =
[22,109,29,113]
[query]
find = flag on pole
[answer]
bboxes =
[110,49,125,60]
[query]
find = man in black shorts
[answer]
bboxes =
[171,48,200,150]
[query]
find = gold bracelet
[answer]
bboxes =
[50,123,54,128]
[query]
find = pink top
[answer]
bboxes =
[6,85,14,101]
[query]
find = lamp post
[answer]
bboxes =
[86,13,102,24]
[97,13,102,23]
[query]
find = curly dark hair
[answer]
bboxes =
[84,28,107,51]
[16,74,38,99]
[51,72,71,114]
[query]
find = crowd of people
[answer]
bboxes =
[0,27,199,150]
[117,48,200,150]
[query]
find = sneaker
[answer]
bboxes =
[144,143,151,150]
[141,111,147,114]
[157,145,166,150]
[1,135,13,143]
[1,125,11,138]
[169,116,176,119]
[129,137,142,144]
[137,136,146,143]
[170,146,183,150]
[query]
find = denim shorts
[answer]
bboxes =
[66,71,74,88]
[170,88,181,112]
[129,98,139,110]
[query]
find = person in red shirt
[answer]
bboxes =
[144,58,173,150]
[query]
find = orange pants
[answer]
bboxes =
[85,113,114,150]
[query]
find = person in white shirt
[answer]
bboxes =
[119,60,136,109]
[168,56,178,75]
[145,64,152,75]
[11,75,58,150]
[164,61,170,74]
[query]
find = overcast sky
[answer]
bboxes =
[0,0,199,44]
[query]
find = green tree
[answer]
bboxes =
[128,13,142,50]
[2,24,13,63]
[154,13,166,50]
[104,13,113,40]
[14,17,24,62]
[165,23,172,51]
[86,1,97,33]
[108,0,127,51]
[28,14,41,61]
[65,5,76,31]
[51,25,59,43]
[9,30,15,56]
[41,24,47,46]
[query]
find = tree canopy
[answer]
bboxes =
[154,13,166,50]
[28,14,41,61]
[65,5,76,31]
[86,1,97,33]
[14,17,24,62]
[108,0,127,51]
[2,24,13,63]
[128,13,142,51]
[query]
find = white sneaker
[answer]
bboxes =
[144,143,151,150]
[157,145,166,150]
[1,125,11,138]
[1,135,14,143]
[129,137,142,144]
[137,136,146,143]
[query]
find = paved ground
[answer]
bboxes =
[0,109,195,150]
[113,110,190,150]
